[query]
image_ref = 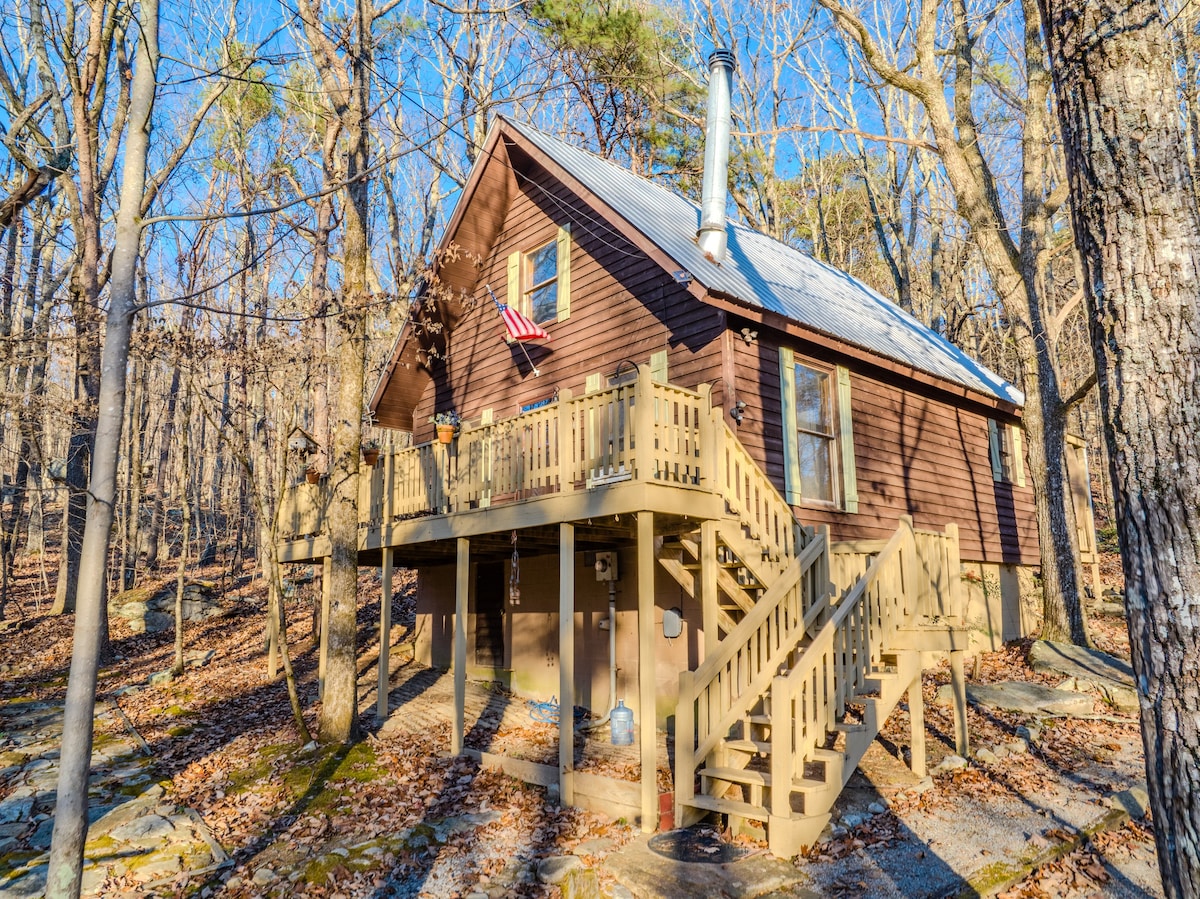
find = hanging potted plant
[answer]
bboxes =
[431,410,462,444]
[362,437,381,467]
[304,466,321,485]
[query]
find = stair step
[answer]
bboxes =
[724,738,771,755]
[700,766,771,787]
[833,721,869,734]
[682,792,769,821]
[791,776,836,796]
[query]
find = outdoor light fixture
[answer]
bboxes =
[741,327,758,344]
[731,400,748,424]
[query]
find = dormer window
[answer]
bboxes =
[525,240,558,324]
[507,224,572,326]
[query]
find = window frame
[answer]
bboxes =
[988,420,1026,487]
[792,359,840,507]
[522,239,559,325]
[779,347,858,512]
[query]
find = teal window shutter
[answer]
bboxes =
[837,366,858,513]
[987,419,1004,482]
[779,347,802,504]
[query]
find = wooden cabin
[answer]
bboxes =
[277,60,1059,854]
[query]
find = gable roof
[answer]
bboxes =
[503,118,1022,407]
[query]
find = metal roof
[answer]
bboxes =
[505,118,1022,406]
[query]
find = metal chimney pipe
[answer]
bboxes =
[697,49,736,264]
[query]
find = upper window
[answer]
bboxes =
[988,420,1026,487]
[524,241,558,324]
[506,225,572,328]
[794,363,836,503]
[779,347,858,512]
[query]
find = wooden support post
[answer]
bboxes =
[318,555,331,699]
[898,514,917,617]
[559,522,575,805]
[700,520,718,659]
[944,522,963,620]
[697,383,715,487]
[676,670,695,811]
[558,389,574,494]
[637,511,657,832]
[949,650,969,758]
[453,537,470,755]
[378,547,393,721]
[633,368,655,481]
[908,672,926,777]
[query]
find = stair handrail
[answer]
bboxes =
[768,518,922,815]
[676,530,830,806]
[714,416,807,565]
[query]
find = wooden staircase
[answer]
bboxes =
[669,422,967,858]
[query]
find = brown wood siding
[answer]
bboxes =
[412,163,726,440]
[732,335,1037,565]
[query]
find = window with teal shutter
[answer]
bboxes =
[779,348,858,511]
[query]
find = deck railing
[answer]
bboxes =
[280,368,715,540]
[766,519,961,814]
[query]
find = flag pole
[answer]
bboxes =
[486,284,541,376]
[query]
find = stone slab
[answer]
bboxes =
[1029,641,1134,686]
[1029,641,1140,713]
[964,681,1097,717]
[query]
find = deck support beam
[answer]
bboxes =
[949,650,969,758]
[453,537,470,755]
[637,511,656,832]
[908,670,926,777]
[559,522,575,805]
[378,547,393,720]
[318,555,331,699]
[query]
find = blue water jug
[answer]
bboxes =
[611,700,634,745]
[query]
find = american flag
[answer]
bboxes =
[498,303,550,341]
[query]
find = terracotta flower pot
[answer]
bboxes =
[437,424,456,444]
[363,449,380,466]
[305,469,320,484]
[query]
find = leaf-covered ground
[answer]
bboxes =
[0,543,1162,898]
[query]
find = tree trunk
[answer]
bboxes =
[297,0,372,745]
[45,2,157,892]
[1039,0,1200,892]
[173,384,191,676]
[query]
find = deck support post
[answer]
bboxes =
[949,649,969,758]
[700,520,718,659]
[637,511,656,832]
[453,537,470,755]
[318,555,331,699]
[908,671,926,777]
[378,547,393,720]
[559,522,575,805]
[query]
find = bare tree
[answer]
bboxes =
[816,0,1095,643]
[45,0,158,891]
[296,0,382,744]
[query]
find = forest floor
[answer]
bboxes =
[0,546,1165,898]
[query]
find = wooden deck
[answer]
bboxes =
[278,369,781,564]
